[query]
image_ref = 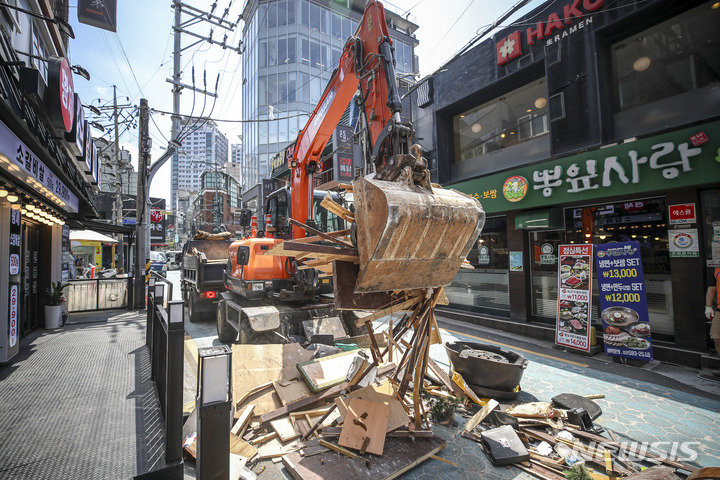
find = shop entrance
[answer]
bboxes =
[20,222,42,334]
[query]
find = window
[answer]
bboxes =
[611,1,720,111]
[453,79,548,163]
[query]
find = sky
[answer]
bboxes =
[66,0,543,205]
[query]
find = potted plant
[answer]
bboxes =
[44,281,68,329]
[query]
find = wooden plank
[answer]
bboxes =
[320,193,355,223]
[427,357,465,397]
[230,434,258,460]
[338,398,391,455]
[270,416,302,442]
[283,436,446,480]
[259,363,396,424]
[235,382,273,408]
[231,404,255,436]
[318,439,357,459]
[464,399,499,432]
[354,295,422,326]
[292,229,351,244]
[232,344,314,416]
[297,350,359,393]
[334,378,409,432]
[256,437,303,461]
[289,219,355,249]
[274,379,314,407]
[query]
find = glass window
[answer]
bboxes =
[611,1,720,111]
[342,17,351,38]
[268,2,277,28]
[269,120,278,144]
[310,3,320,30]
[332,47,341,68]
[279,72,288,102]
[258,75,267,105]
[268,73,277,104]
[332,12,342,39]
[301,0,309,26]
[287,36,296,64]
[320,8,329,35]
[278,37,287,65]
[447,217,510,316]
[278,0,287,27]
[259,40,267,68]
[300,72,310,103]
[301,36,310,65]
[278,117,288,143]
[288,71,297,102]
[453,79,548,163]
[321,45,328,69]
[259,4,267,29]
[311,40,321,68]
[287,0,295,24]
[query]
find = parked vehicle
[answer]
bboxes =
[149,251,168,277]
[181,237,234,322]
[165,250,182,270]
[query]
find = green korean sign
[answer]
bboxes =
[451,121,720,214]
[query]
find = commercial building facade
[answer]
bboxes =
[0,1,102,361]
[416,0,720,366]
[239,0,418,200]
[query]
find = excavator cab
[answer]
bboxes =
[265,187,348,238]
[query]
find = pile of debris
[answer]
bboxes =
[182,294,706,480]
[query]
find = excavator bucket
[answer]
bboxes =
[352,177,485,293]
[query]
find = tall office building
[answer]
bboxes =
[239,0,418,194]
[172,119,229,210]
[227,143,243,184]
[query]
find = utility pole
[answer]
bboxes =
[113,85,124,273]
[134,99,150,309]
[166,0,241,219]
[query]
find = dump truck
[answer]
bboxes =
[215,0,484,343]
[180,235,234,323]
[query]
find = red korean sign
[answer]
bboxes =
[556,244,594,352]
[668,203,696,225]
[150,208,164,223]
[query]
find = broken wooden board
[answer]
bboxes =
[232,343,313,415]
[256,436,303,461]
[265,240,358,263]
[283,436,446,480]
[230,434,258,460]
[297,349,360,393]
[270,416,302,442]
[338,398,391,455]
[274,379,314,406]
[302,316,348,340]
[335,378,409,432]
[232,404,255,436]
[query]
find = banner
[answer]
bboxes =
[595,241,653,360]
[555,244,593,352]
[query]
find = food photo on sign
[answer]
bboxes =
[555,245,594,353]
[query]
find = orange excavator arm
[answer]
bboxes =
[290,0,404,239]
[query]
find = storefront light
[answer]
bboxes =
[633,56,651,72]
[26,204,35,211]
[21,208,27,215]
[534,97,547,109]
[7,194,19,203]
[0,188,8,197]
[711,2,720,9]
[471,123,482,133]
[26,212,35,219]
[10,203,21,210]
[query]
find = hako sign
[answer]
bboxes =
[46,57,74,133]
[496,0,605,65]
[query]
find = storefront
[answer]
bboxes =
[415,0,720,366]
[0,40,99,362]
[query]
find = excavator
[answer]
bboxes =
[215,0,485,344]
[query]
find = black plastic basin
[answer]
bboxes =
[445,341,529,392]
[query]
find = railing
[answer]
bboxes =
[147,279,184,468]
[65,277,132,312]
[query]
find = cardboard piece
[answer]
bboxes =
[338,398,390,455]
[232,344,313,415]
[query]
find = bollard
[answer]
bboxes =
[196,345,232,480]
[146,277,156,348]
[165,300,185,464]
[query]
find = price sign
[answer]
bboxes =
[555,244,594,352]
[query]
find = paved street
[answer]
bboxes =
[169,271,720,479]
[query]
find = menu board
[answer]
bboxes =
[595,242,653,360]
[555,244,593,352]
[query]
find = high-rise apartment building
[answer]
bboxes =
[239,0,418,194]
[171,119,229,210]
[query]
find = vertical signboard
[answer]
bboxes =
[8,207,21,355]
[61,225,70,282]
[332,125,354,181]
[556,244,593,352]
[595,242,653,360]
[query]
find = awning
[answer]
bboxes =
[515,207,564,230]
[69,229,118,243]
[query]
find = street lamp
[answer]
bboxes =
[0,2,75,38]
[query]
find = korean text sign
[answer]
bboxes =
[595,242,653,360]
[556,244,593,352]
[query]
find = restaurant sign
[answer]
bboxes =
[595,242,653,361]
[452,120,720,215]
[556,244,593,352]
